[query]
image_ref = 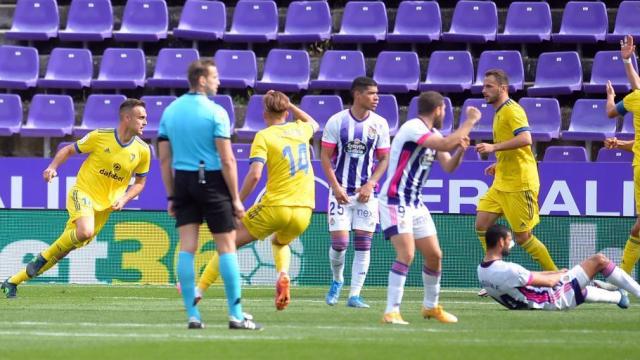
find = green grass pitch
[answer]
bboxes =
[1,285,639,360]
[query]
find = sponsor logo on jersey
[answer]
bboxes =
[99,169,125,182]
[345,139,367,157]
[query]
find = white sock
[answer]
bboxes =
[605,265,640,297]
[349,250,370,297]
[329,248,345,283]
[422,266,441,309]
[385,270,407,314]
[584,286,621,304]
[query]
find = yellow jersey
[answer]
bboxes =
[622,90,640,166]
[492,99,539,192]
[249,120,315,208]
[74,129,151,211]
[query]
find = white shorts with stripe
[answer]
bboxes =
[327,192,379,232]
[379,200,436,239]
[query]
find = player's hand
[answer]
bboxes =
[458,136,471,151]
[621,34,636,60]
[355,181,374,203]
[232,199,245,220]
[111,197,127,211]
[606,80,616,97]
[605,137,619,149]
[332,186,350,205]
[43,167,57,183]
[464,106,482,125]
[476,143,496,154]
[167,200,175,218]
[484,163,496,176]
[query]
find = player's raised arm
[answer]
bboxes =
[288,99,319,133]
[42,143,77,182]
[606,80,621,118]
[621,35,640,90]
[437,136,471,173]
[422,106,481,152]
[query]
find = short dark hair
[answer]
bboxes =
[188,59,216,88]
[264,91,289,115]
[351,76,377,93]
[485,224,511,249]
[417,91,444,116]
[484,69,509,86]
[119,98,145,115]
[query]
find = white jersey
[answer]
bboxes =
[380,118,438,206]
[477,260,587,310]
[321,109,390,196]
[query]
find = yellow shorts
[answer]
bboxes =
[477,186,540,233]
[242,205,312,245]
[65,187,111,248]
[635,165,640,214]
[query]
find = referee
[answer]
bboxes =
[158,59,261,330]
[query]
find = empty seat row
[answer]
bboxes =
[2,46,637,96]
[543,146,633,162]
[7,0,640,45]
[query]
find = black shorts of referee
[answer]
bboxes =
[173,170,235,233]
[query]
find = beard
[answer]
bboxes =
[433,114,443,129]
[501,248,511,257]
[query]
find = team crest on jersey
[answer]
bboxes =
[366,126,378,140]
[345,139,367,157]
[130,153,136,162]
[113,163,122,172]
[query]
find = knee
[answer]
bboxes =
[631,221,640,237]
[397,252,414,266]
[514,231,531,245]
[75,228,94,241]
[592,253,610,266]
[331,234,349,252]
[426,249,442,264]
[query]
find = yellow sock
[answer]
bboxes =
[38,257,60,276]
[521,235,557,271]
[621,235,640,274]
[42,229,79,261]
[9,270,29,285]
[272,240,291,274]
[477,230,487,252]
[197,251,220,291]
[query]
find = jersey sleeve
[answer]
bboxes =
[321,116,339,150]
[75,130,100,154]
[249,131,268,164]
[402,120,433,146]
[212,106,231,139]
[508,107,531,136]
[296,119,315,141]
[376,119,391,155]
[622,90,640,114]
[134,145,151,177]
[506,263,533,288]
[158,108,169,141]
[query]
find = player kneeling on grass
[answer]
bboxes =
[193,91,319,311]
[478,224,640,310]
[379,91,481,325]
[2,99,151,298]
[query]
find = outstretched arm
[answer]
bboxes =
[43,144,76,182]
[621,35,640,90]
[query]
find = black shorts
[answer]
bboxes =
[173,170,235,234]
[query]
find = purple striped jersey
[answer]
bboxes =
[380,118,438,206]
[321,109,390,195]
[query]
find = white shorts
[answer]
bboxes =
[541,265,590,311]
[379,201,436,240]
[327,192,379,232]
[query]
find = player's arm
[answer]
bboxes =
[437,136,470,173]
[606,80,622,118]
[217,137,244,220]
[476,131,532,155]
[289,100,319,133]
[158,139,175,216]
[112,176,147,211]
[239,161,264,202]
[621,35,640,90]
[605,137,635,152]
[421,107,481,152]
[320,144,349,204]
[43,143,77,182]
[356,150,389,202]
[528,271,564,287]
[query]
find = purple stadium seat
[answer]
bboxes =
[462,146,481,161]
[387,1,441,43]
[497,2,551,43]
[224,1,278,43]
[232,143,252,159]
[527,52,582,97]
[173,0,225,41]
[407,96,453,135]
[0,95,23,136]
[561,99,616,141]
[91,48,146,90]
[140,96,176,139]
[519,98,561,142]
[583,51,639,94]
[59,0,113,42]
[236,95,292,140]
[300,95,343,139]
[607,1,640,43]
[375,95,399,136]
[460,99,495,140]
[6,0,58,41]
[113,0,168,42]
[617,112,635,141]
[597,147,633,162]
[543,146,588,162]
[208,95,236,132]
[255,49,310,92]
[37,48,93,90]
[278,1,331,43]
[441,1,497,43]
[420,51,473,93]
[0,46,39,90]
[373,51,420,93]
[74,94,126,137]
[332,1,387,43]
[552,1,608,43]
[147,48,199,89]
[21,95,74,138]
[471,51,524,94]
[309,51,366,91]
[214,49,257,89]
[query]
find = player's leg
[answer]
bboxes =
[347,198,377,308]
[176,222,203,328]
[621,167,640,274]
[583,286,628,308]
[475,187,502,252]
[580,253,640,298]
[326,194,352,305]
